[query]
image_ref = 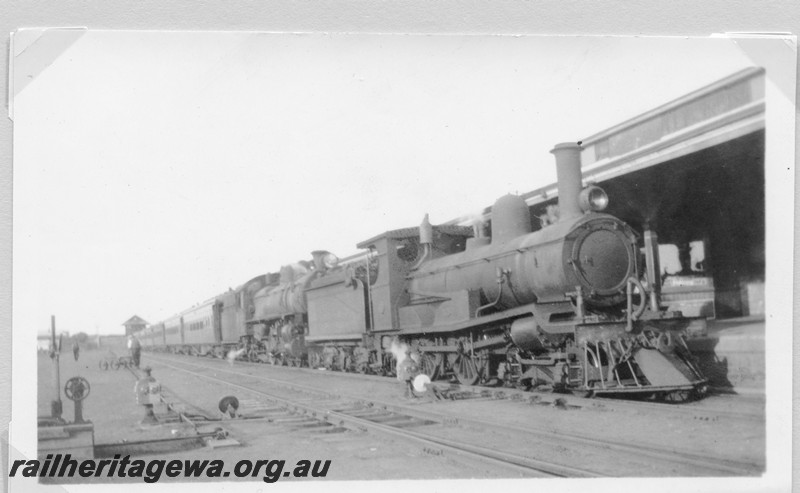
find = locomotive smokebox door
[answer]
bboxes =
[567,221,636,304]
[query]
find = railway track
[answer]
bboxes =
[145,353,764,477]
[144,349,764,423]
[146,356,594,478]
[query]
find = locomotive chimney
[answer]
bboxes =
[419,214,433,245]
[412,214,434,267]
[550,142,584,221]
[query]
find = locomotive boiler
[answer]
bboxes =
[246,251,342,365]
[406,143,635,313]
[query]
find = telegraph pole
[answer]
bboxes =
[50,315,63,420]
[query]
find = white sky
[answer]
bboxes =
[13,33,754,335]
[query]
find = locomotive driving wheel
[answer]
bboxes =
[453,354,480,385]
[382,353,396,377]
[451,338,481,385]
[421,352,442,380]
[247,347,259,362]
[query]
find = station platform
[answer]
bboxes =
[687,316,765,395]
[37,349,201,459]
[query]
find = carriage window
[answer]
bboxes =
[659,240,708,276]
[688,241,707,273]
[659,245,681,276]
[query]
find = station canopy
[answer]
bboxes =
[461,67,765,318]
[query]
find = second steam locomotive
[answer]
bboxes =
[139,142,708,399]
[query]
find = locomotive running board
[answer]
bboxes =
[398,301,543,335]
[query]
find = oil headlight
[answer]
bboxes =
[579,185,609,212]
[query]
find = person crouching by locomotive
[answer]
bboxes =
[397,351,421,399]
[127,335,142,368]
[397,351,446,400]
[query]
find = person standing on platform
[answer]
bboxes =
[72,340,80,361]
[128,335,142,368]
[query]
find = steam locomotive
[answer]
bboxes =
[139,142,708,399]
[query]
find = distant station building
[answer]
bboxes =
[122,315,149,336]
[469,67,765,319]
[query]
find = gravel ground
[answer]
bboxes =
[38,349,530,483]
[37,346,765,483]
[151,353,765,470]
